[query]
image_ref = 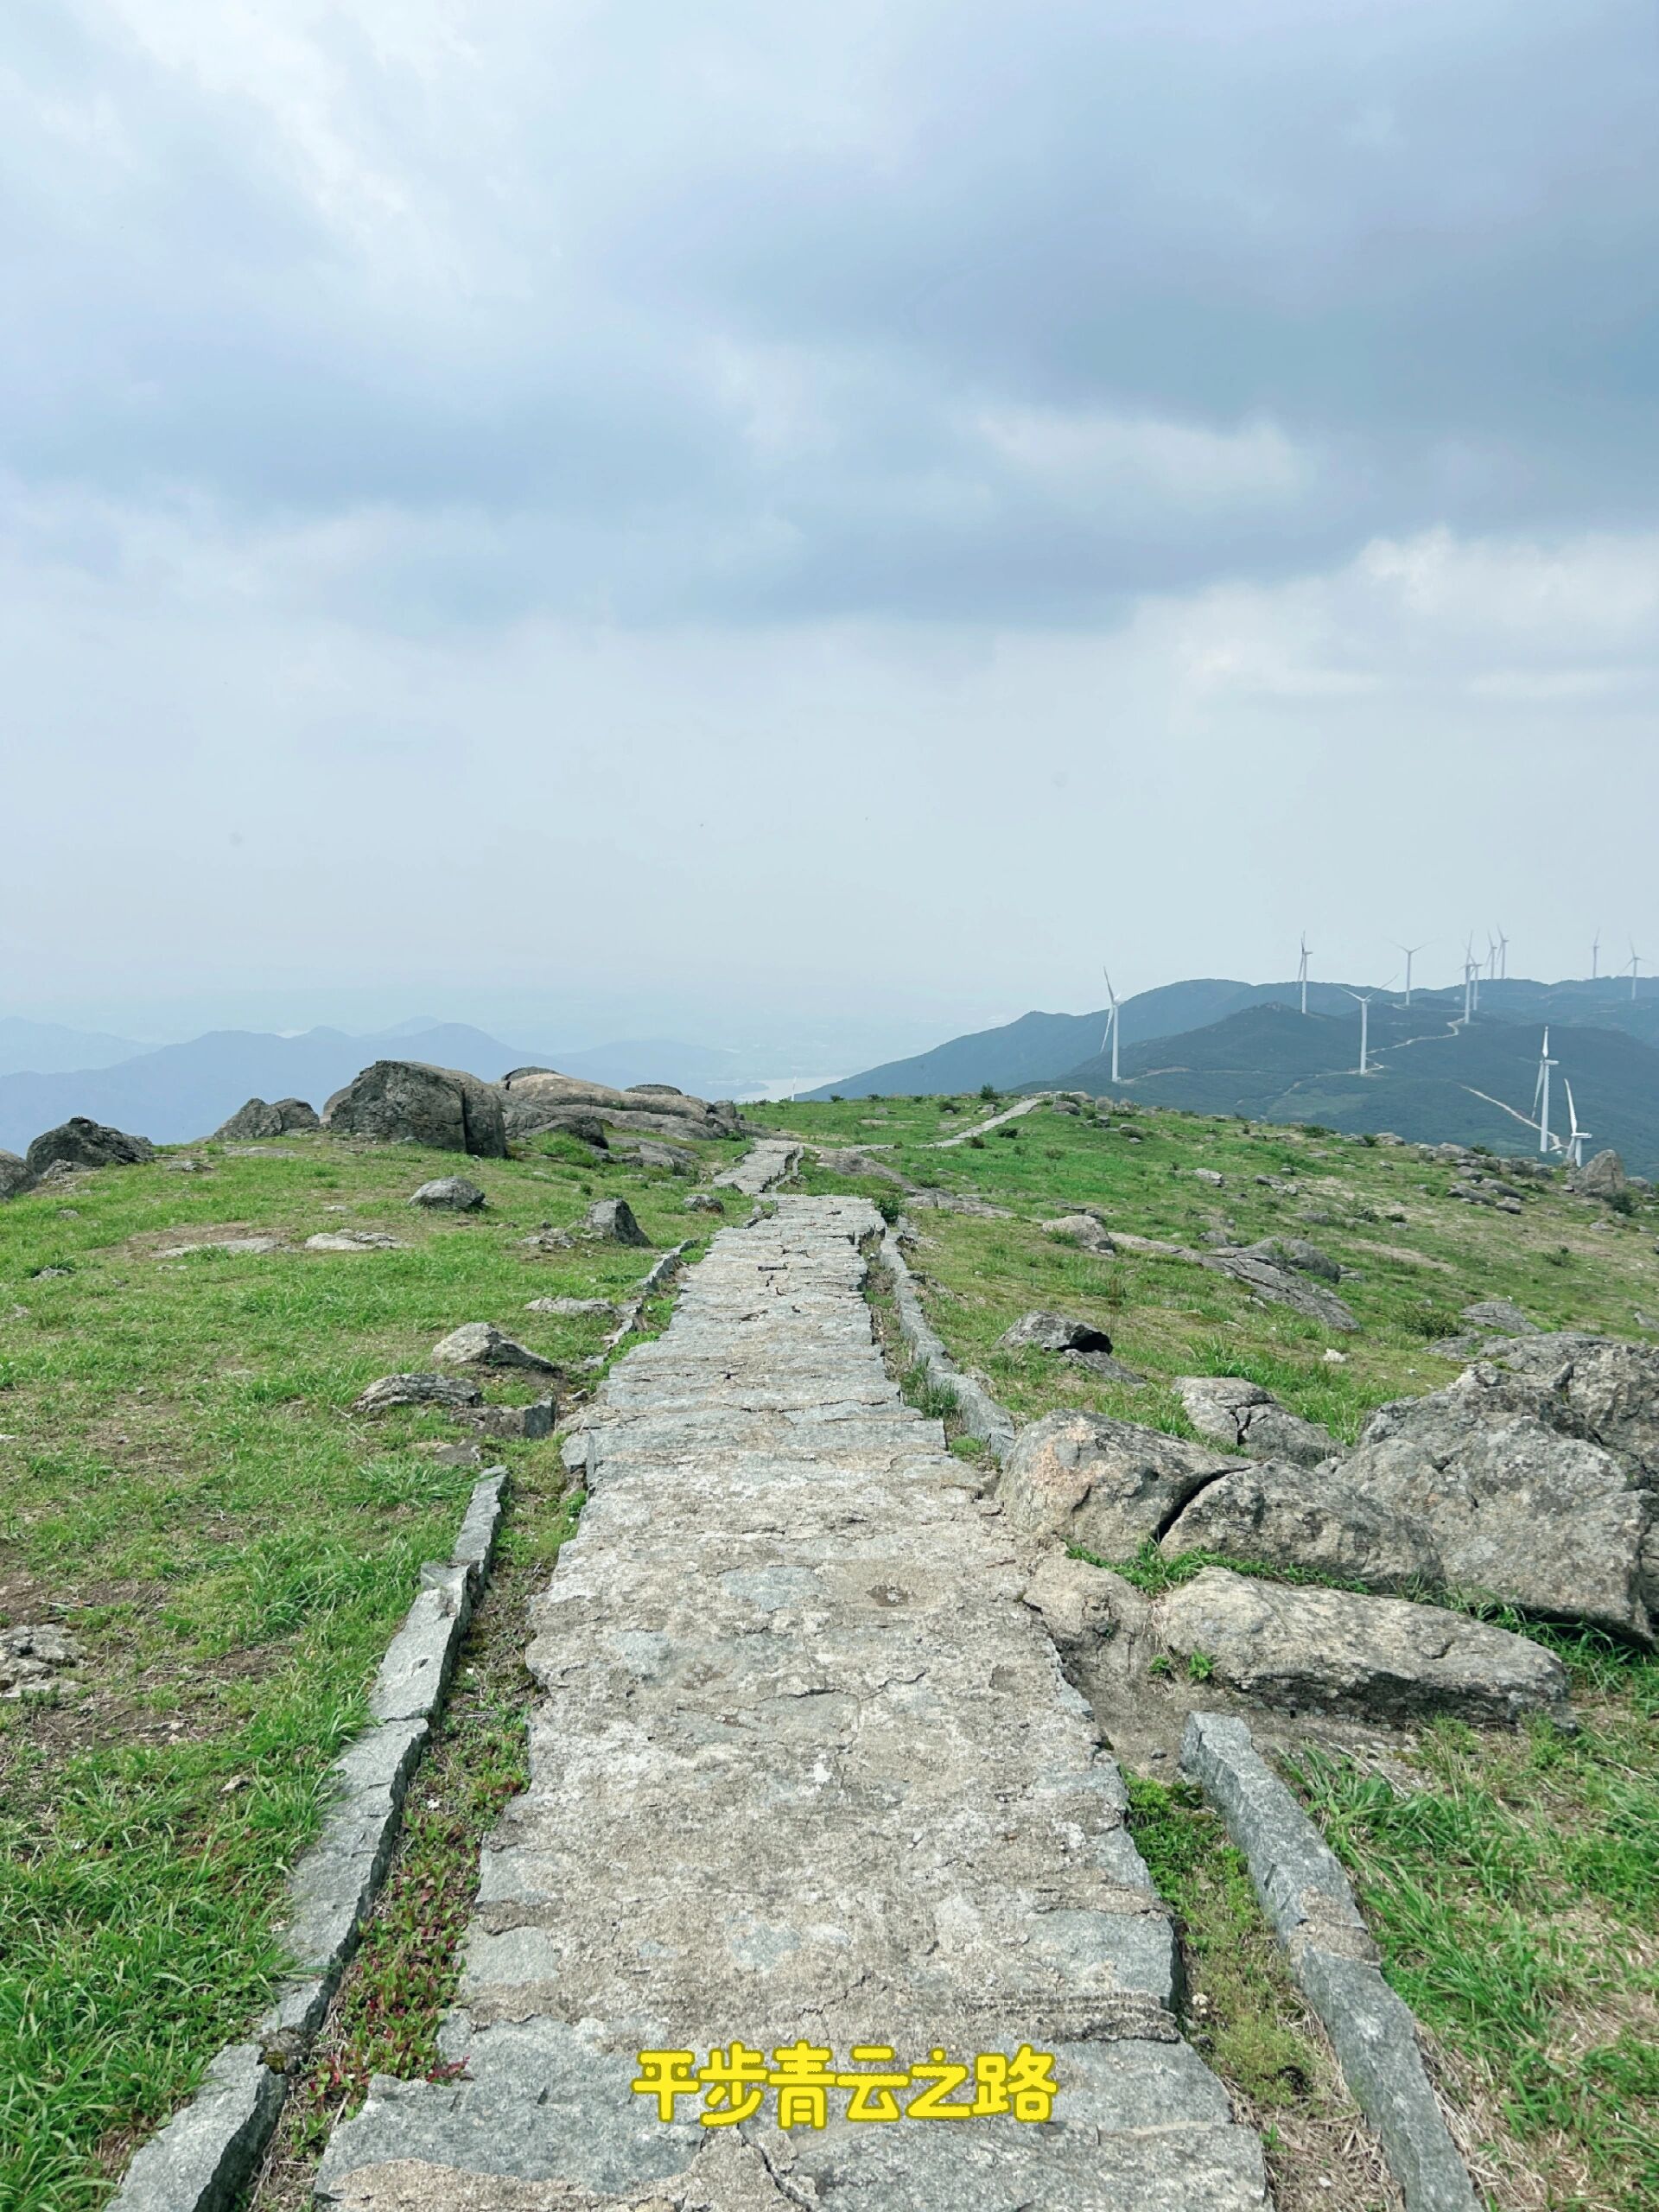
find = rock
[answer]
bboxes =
[582,1197,652,1247]
[1192,1167,1225,1186]
[1041,1213,1118,1254]
[414,1440,484,1468]
[611,1139,699,1175]
[1235,1237,1342,1284]
[1,1621,85,1698]
[453,1395,556,1440]
[353,1374,483,1414]
[499,1069,741,1144]
[684,1192,725,1213]
[431,1323,560,1377]
[1173,1377,1334,1468]
[303,1230,404,1251]
[525,1296,620,1319]
[1462,1298,1538,1335]
[1158,1568,1570,1727]
[818,1147,913,1186]
[24,1117,154,1179]
[0,1151,34,1199]
[213,1097,318,1140]
[1000,1310,1115,1357]
[1485,1332,1659,1486]
[322,1062,507,1158]
[1022,1552,1147,1655]
[1160,1463,1441,1592]
[1570,1148,1628,1199]
[1203,1251,1359,1332]
[410,1176,486,1211]
[531,1110,610,1149]
[157,1236,287,1258]
[1000,1411,1243,1559]
[1340,1363,1656,1642]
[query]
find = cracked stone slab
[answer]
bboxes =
[713,1141,801,1195]
[318,1198,1266,2209]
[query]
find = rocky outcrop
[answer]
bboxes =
[1158,1569,1570,1727]
[1340,1361,1656,1642]
[213,1097,319,1141]
[998,1310,1142,1383]
[353,1373,484,1414]
[1160,1463,1441,1593]
[431,1322,560,1377]
[324,1063,507,1159]
[1000,1412,1243,1558]
[1233,1237,1343,1283]
[583,1197,652,1246]
[1569,1147,1627,1198]
[1041,1212,1118,1253]
[0,1150,30,1200]
[1486,1332,1659,1486]
[410,1176,486,1211]
[1173,1376,1334,1467]
[499,1069,741,1144]
[1203,1249,1359,1332]
[23,1116,155,1180]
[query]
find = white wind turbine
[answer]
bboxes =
[1099,969,1121,1085]
[1393,940,1427,1009]
[1462,934,1480,1021]
[1297,933,1312,1016]
[1496,927,1509,980]
[1486,932,1500,982]
[1346,988,1375,1075]
[1592,928,1601,981]
[1630,941,1644,1001]
[1563,1078,1591,1169]
[1533,1027,1559,1156]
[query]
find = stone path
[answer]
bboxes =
[317,1194,1268,2210]
[928,1095,1051,1148]
[715,1140,803,1196]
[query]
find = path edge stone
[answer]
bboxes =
[109,1470,510,2212]
[1180,1711,1479,2212]
[880,1225,1017,1462]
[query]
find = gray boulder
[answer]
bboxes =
[0,1151,30,1200]
[1041,1213,1118,1254]
[1173,1376,1334,1468]
[430,1322,560,1377]
[213,1097,318,1141]
[454,1396,556,1440]
[1203,1250,1359,1332]
[612,1139,699,1175]
[525,1296,620,1319]
[410,1176,486,1211]
[684,1192,725,1213]
[582,1197,652,1247]
[1341,1363,1656,1642]
[1463,1298,1538,1335]
[323,1061,506,1158]
[531,1110,610,1149]
[1160,1463,1441,1593]
[499,1069,741,1143]
[997,1311,1142,1383]
[1570,1147,1628,1199]
[353,1373,483,1414]
[1000,1412,1242,1559]
[1236,1237,1342,1284]
[24,1117,154,1179]
[1486,1332,1659,1487]
[1159,1568,1570,1727]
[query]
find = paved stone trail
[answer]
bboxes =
[317,1195,1268,2211]
[928,1095,1051,1148]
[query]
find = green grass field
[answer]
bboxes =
[0,1126,738,2212]
[772,1089,1659,2209]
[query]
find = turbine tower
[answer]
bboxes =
[1497,927,1509,980]
[1630,942,1643,1001]
[1563,1079,1592,1169]
[1533,1027,1558,1156]
[1297,933,1311,1016]
[1393,940,1426,1008]
[1345,988,1373,1076]
[1099,968,1121,1086]
[1592,929,1601,981]
[1463,934,1480,1020]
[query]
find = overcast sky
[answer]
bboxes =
[4,1,1657,1054]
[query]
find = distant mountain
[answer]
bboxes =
[0,1017,143,1077]
[1050,1000,1659,1175]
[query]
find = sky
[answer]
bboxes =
[4,0,1658,1062]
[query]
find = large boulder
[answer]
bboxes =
[323,1061,507,1158]
[0,1151,30,1200]
[1485,1333,1659,1487]
[1040,1213,1118,1254]
[1202,1249,1359,1332]
[353,1373,483,1414]
[1158,1568,1570,1727]
[1234,1237,1343,1284]
[582,1197,652,1247]
[1340,1362,1657,1642]
[213,1097,318,1141]
[1173,1376,1334,1468]
[1160,1463,1441,1593]
[1000,1412,1242,1559]
[431,1321,560,1376]
[24,1117,154,1178]
[499,1069,741,1144]
[1569,1148,1628,1199]
[410,1176,486,1211]
[997,1311,1141,1383]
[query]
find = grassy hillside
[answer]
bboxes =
[0,1125,739,2212]
[767,1090,1659,2209]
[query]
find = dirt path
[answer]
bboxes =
[315,1195,1268,2210]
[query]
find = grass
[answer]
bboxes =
[0,1126,734,2211]
[768,1090,1659,2203]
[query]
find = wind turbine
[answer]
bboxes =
[1592,929,1601,981]
[1486,932,1499,982]
[1630,942,1643,1001]
[1099,969,1121,1085]
[1463,934,1480,1020]
[1345,988,1374,1075]
[1393,940,1427,1008]
[1496,927,1509,980]
[1563,1078,1591,1169]
[1532,1027,1558,1156]
[1297,933,1312,1016]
